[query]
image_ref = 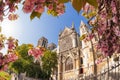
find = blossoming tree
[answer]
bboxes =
[0,33,18,70]
[0,0,119,72]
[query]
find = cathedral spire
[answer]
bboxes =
[80,20,88,36]
[80,20,85,26]
[72,22,74,28]
[71,22,76,32]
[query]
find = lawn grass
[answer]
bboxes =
[0,71,11,80]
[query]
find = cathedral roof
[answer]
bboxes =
[80,21,85,26]
[59,23,77,37]
[48,43,56,47]
[38,36,48,42]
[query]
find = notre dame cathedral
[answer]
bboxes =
[56,21,99,80]
[37,21,116,80]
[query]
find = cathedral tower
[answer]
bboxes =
[48,43,57,50]
[37,37,48,48]
[79,21,98,74]
[57,23,81,80]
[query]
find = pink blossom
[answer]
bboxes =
[48,4,53,10]
[97,0,119,57]
[8,14,18,20]
[23,0,35,13]
[54,0,58,3]
[112,15,118,24]
[100,10,107,19]
[97,20,107,35]
[28,47,44,59]
[5,53,18,63]
[23,4,34,13]
[114,26,120,37]
[0,16,3,22]
[24,0,36,4]
[111,0,117,14]
[34,4,44,13]
[2,64,8,71]
[88,33,94,40]
[56,9,65,16]
[9,4,16,12]
[36,0,46,3]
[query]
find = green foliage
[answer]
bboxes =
[9,44,58,79]
[82,10,97,19]
[0,71,11,80]
[30,0,98,19]
[113,55,119,62]
[16,44,33,60]
[80,34,86,40]
[86,0,98,8]
[30,11,41,20]
[72,0,86,13]
[10,0,17,3]
[9,59,26,73]
[9,44,34,74]
[41,50,58,78]
[9,44,56,79]
[47,10,58,16]
[25,63,43,78]
[59,0,69,3]
[71,0,98,13]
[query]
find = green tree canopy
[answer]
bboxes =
[9,44,58,79]
[41,50,58,79]
[9,44,33,73]
[8,44,43,78]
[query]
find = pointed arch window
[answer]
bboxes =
[65,57,73,71]
[80,57,83,64]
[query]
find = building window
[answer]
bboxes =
[65,57,73,71]
[42,40,47,48]
[42,40,45,47]
[80,57,83,64]
[80,68,83,74]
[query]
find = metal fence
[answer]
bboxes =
[79,56,120,80]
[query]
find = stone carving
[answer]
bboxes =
[59,36,73,52]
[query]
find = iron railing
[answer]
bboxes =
[79,56,120,80]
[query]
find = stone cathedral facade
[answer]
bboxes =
[38,21,116,80]
[57,24,81,80]
[56,21,100,80]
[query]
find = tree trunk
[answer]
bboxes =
[107,57,109,80]
[90,40,97,80]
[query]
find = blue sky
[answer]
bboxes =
[1,2,88,47]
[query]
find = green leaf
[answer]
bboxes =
[30,11,41,20]
[0,71,11,80]
[10,0,17,3]
[80,34,86,40]
[59,0,69,3]
[72,0,86,13]
[15,5,18,10]
[86,0,98,8]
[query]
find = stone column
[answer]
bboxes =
[58,55,62,80]
[75,50,80,79]
[72,33,77,48]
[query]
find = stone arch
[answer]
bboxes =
[65,57,73,71]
